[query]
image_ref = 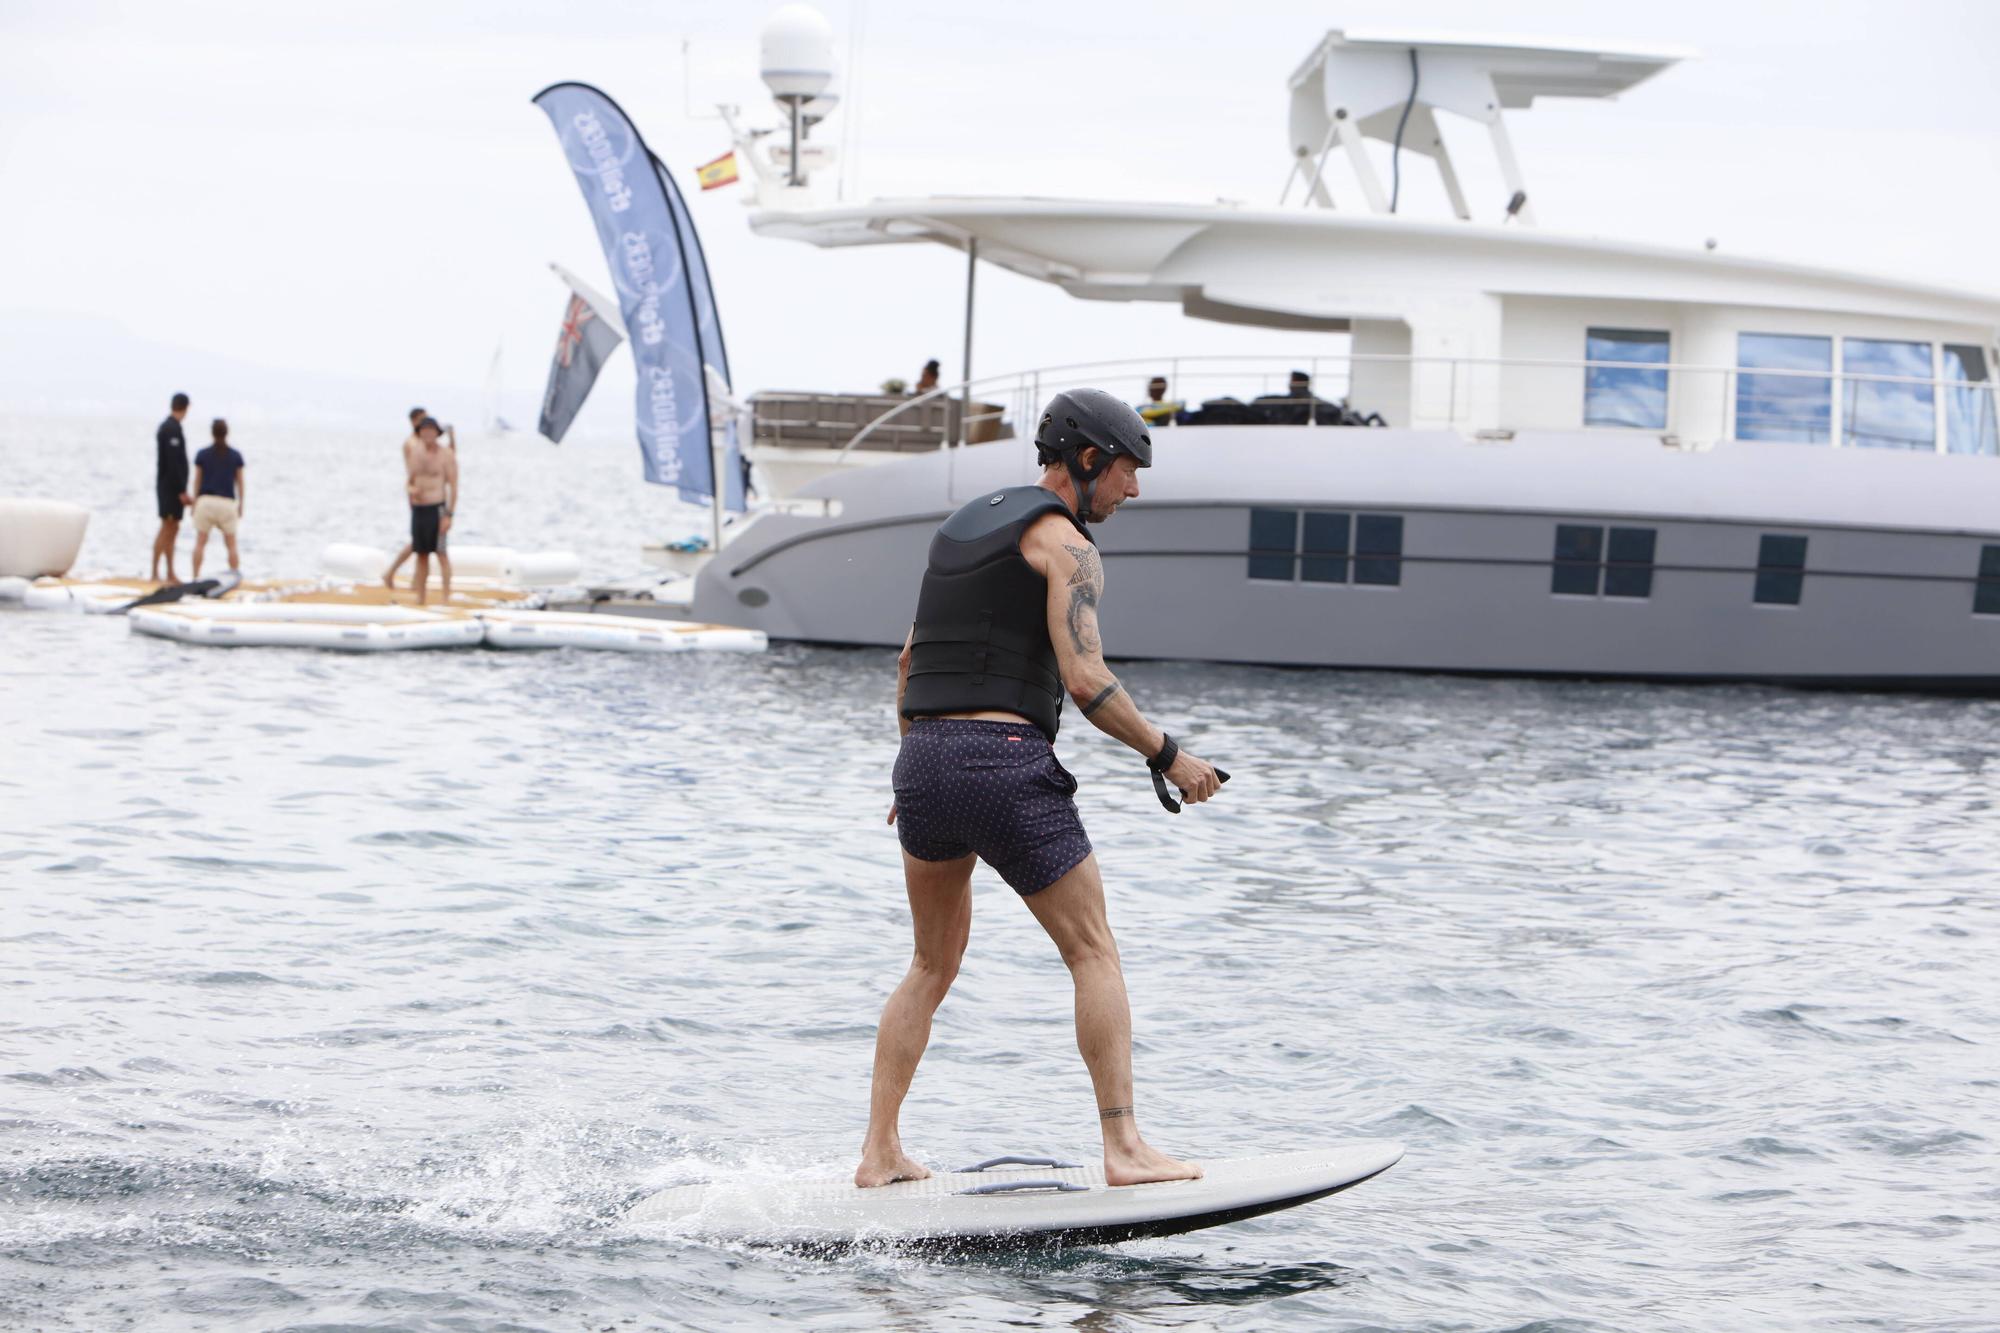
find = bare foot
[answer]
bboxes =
[854,1148,931,1188]
[1104,1140,1202,1186]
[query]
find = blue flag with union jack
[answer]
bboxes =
[537,286,625,445]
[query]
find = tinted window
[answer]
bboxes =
[1738,334,1833,443]
[1248,508,1296,581]
[1604,527,1657,599]
[1354,514,1403,586]
[1843,338,1934,451]
[1301,510,1350,584]
[1754,534,1808,605]
[1551,524,1603,595]
[1584,328,1670,429]
[1978,544,2000,616]
[1944,345,1997,457]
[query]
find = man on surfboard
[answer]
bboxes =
[858,388,1223,1190]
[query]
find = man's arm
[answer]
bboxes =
[442,451,458,530]
[895,623,914,738]
[887,624,915,824]
[1025,515,1220,803]
[188,463,203,502]
[234,468,245,516]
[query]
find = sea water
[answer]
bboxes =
[2,416,1996,1331]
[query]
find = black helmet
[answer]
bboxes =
[1035,388,1151,523]
[1034,388,1153,469]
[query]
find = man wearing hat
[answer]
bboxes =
[403,417,458,605]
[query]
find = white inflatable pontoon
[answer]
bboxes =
[0,500,90,578]
[20,580,141,613]
[477,608,767,653]
[319,543,583,589]
[128,600,485,651]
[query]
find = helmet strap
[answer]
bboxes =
[1066,450,1109,523]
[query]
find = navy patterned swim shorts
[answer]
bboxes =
[893,718,1093,895]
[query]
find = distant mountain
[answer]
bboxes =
[0,310,513,432]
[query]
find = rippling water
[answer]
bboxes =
[4,417,1998,1330]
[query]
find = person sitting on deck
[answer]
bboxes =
[1134,376,1186,427]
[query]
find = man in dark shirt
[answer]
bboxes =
[189,418,246,580]
[151,392,192,582]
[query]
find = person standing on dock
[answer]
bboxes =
[382,406,438,590]
[150,392,192,582]
[188,418,245,579]
[856,388,1223,1191]
[404,416,456,606]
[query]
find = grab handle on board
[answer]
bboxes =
[954,1154,1083,1172]
[958,1179,1090,1196]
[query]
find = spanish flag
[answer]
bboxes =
[697,151,739,191]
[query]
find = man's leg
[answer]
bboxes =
[1020,854,1201,1186]
[383,542,413,589]
[150,521,165,581]
[222,530,240,573]
[191,528,207,580]
[161,519,179,582]
[437,550,451,601]
[413,552,430,606]
[855,850,974,1187]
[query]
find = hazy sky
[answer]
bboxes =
[2,0,1996,433]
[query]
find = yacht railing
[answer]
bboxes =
[821,353,2000,459]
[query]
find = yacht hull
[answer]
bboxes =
[684,428,2000,690]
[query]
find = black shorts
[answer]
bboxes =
[157,486,184,521]
[410,503,445,555]
[893,718,1093,895]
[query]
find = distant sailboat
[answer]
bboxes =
[484,342,518,437]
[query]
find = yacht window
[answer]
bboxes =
[1551,524,1604,596]
[1737,334,1833,443]
[1248,508,1297,581]
[1944,345,1998,456]
[1754,534,1808,606]
[1977,545,2000,616]
[1301,511,1351,584]
[1604,527,1658,599]
[1584,329,1670,429]
[1354,515,1403,586]
[1842,338,1935,450]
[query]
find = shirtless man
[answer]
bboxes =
[404,417,457,605]
[857,387,1223,1189]
[383,406,434,589]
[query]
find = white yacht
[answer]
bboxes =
[667,28,2000,688]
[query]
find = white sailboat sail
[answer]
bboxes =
[484,343,516,436]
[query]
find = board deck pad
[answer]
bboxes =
[627,1141,1403,1250]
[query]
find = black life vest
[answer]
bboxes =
[900,485,1091,740]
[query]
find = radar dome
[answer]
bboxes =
[760,5,834,101]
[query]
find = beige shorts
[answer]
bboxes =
[193,494,240,536]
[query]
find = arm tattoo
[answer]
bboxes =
[1062,543,1104,656]
[1064,543,1102,589]
[1080,681,1122,717]
[1098,1105,1135,1120]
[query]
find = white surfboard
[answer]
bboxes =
[627,1141,1403,1251]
